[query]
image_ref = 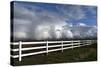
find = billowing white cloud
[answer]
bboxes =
[71,23,97,38]
[12,2,97,41]
[77,23,87,27]
[14,31,27,39]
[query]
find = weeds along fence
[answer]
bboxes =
[10,40,96,61]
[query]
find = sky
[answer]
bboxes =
[11,1,97,41]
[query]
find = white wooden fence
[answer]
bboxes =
[10,40,95,61]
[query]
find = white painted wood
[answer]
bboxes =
[61,41,63,52]
[10,43,89,59]
[48,48,61,52]
[11,43,81,52]
[11,46,46,51]
[71,40,73,49]
[22,51,46,57]
[11,40,80,45]
[10,40,94,61]
[19,41,22,61]
[78,40,80,46]
[46,41,48,55]
[11,42,19,45]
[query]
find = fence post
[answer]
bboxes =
[72,40,73,49]
[46,41,48,55]
[79,40,80,46]
[88,40,91,45]
[19,41,22,61]
[87,40,89,45]
[61,41,63,52]
[86,40,89,45]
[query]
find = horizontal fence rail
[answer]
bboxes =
[10,40,96,61]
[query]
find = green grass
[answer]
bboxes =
[11,43,97,66]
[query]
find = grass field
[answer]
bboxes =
[11,43,97,66]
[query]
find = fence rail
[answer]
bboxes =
[10,40,96,61]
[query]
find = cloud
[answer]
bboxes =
[12,2,97,41]
[56,5,85,20]
[14,31,27,39]
[71,22,97,38]
[87,25,97,37]
[13,2,71,40]
[77,23,87,27]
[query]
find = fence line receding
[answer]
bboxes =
[10,40,96,61]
